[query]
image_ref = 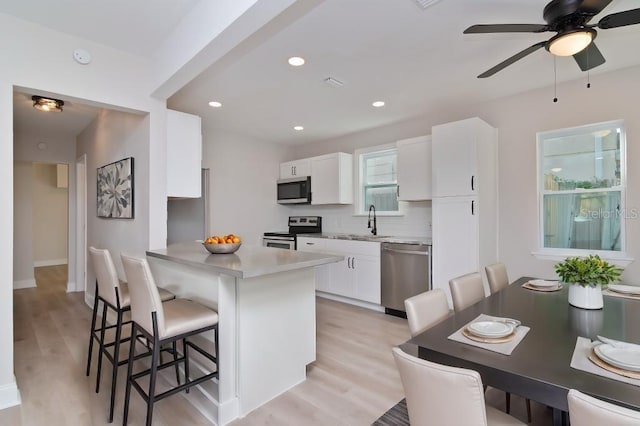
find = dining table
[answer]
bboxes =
[404,277,640,426]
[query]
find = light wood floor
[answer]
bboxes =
[1,266,553,425]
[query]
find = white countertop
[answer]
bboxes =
[147,242,343,279]
[298,232,432,245]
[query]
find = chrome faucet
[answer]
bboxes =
[367,204,377,236]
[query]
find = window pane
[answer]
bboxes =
[364,185,398,211]
[363,150,396,185]
[543,191,621,251]
[542,125,621,191]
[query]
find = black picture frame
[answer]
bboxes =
[97,157,134,219]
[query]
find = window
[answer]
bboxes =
[537,120,627,258]
[355,144,399,214]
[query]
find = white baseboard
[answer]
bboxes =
[316,292,385,312]
[34,259,68,267]
[0,378,21,410]
[13,279,36,290]
[66,281,80,293]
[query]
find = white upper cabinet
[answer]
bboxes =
[396,135,432,201]
[279,159,311,179]
[432,117,496,197]
[311,152,353,205]
[167,109,202,198]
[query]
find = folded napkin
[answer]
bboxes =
[570,337,640,386]
[603,288,640,301]
[447,314,530,355]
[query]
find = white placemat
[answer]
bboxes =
[603,289,640,301]
[447,314,530,355]
[570,337,640,387]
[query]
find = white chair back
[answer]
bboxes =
[568,389,640,426]
[404,289,450,337]
[449,272,485,312]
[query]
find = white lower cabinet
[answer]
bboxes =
[297,237,380,304]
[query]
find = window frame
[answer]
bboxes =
[534,119,631,264]
[353,143,403,216]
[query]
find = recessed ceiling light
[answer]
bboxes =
[294,126,304,131]
[372,101,385,108]
[208,101,222,108]
[288,56,305,67]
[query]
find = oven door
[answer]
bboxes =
[262,236,296,250]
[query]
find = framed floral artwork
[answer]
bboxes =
[97,157,134,218]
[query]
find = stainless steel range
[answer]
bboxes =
[263,216,322,250]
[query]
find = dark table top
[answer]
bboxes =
[406,277,640,412]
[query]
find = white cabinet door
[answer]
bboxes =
[397,135,431,201]
[311,152,353,205]
[432,196,480,304]
[297,237,331,292]
[352,254,380,303]
[432,118,479,197]
[167,110,202,197]
[280,159,311,179]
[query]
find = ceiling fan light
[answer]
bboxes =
[32,96,64,112]
[548,30,594,57]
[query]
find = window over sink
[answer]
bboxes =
[355,143,400,215]
[536,120,630,263]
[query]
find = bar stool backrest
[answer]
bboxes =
[121,254,165,337]
[89,246,123,307]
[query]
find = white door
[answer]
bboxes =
[432,196,479,305]
[432,120,478,197]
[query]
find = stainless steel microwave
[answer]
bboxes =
[277,176,311,204]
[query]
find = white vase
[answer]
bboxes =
[568,283,603,310]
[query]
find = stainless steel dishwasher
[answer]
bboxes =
[381,242,432,317]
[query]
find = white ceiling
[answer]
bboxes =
[4,0,640,145]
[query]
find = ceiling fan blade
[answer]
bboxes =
[573,42,606,71]
[598,8,640,29]
[464,24,548,34]
[578,0,614,16]
[477,41,546,78]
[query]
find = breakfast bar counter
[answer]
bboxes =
[146,242,342,425]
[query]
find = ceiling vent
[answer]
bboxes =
[324,77,345,88]
[413,0,443,10]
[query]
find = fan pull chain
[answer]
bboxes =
[553,56,558,103]
[587,70,591,88]
[587,45,591,88]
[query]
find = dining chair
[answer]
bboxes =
[449,272,486,312]
[448,271,532,422]
[121,253,220,426]
[392,347,525,425]
[485,262,509,294]
[404,289,450,337]
[86,246,176,422]
[568,389,640,425]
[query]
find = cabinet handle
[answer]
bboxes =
[397,185,400,197]
[305,242,315,245]
[471,175,475,191]
[471,200,475,215]
[352,257,356,269]
[347,257,351,268]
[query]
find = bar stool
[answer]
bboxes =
[121,253,219,426]
[86,246,176,422]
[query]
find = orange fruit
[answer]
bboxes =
[232,237,240,243]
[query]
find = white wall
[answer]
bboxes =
[13,162,34,289]
[202,125,292,245]
[77,109,150,291]
[32,164,68,265]
[0,14,167,409]
[292,64,640,284]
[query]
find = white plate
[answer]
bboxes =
[467,321,514,338]
[607,284,640,295]
[528,279,559,288]
[594,344,640,372]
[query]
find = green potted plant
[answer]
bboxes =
[554,254,623,309]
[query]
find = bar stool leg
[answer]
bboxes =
[96,302,108,393]
[183,338,190,394]
[526,398,532,423]
[505,392,511,414]
[86,283,99,376]
[172,341,180,385]
[146,337,160,426]
[108,309,123,422]
[123,323,137,426]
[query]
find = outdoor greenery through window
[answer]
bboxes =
[538,120,626,254]
[359,147,399,213]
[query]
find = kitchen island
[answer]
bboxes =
[146,242,342,425]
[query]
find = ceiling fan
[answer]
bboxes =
[464,0,640,78]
